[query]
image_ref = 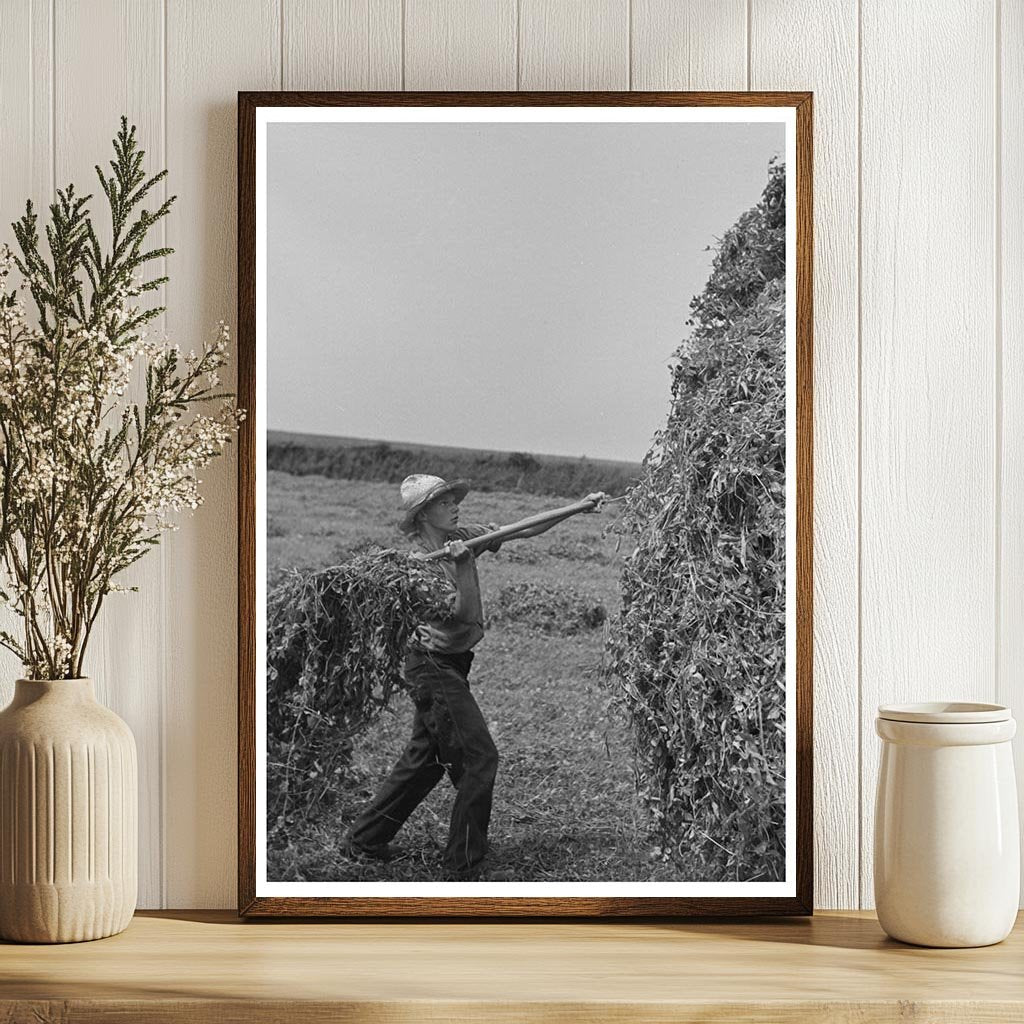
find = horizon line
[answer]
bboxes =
[267,427,645,467]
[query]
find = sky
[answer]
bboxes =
[267,119,783,463]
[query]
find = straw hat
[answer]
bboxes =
[398,474,470,534]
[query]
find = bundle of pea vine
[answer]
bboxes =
[266,549,454,825]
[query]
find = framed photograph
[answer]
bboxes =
[238,91,812,917]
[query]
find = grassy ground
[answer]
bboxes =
[266,471,677,882]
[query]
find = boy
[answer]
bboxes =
[346,473,605,880]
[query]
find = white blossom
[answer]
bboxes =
[0,243,242,678]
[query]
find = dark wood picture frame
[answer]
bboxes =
[237,90,813,918]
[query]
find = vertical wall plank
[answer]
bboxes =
[0,0,28,703]
[283,0,401,90]
[54,0,164,917]
[404,0,516,90]
[30,0,53,206]
[860,0,997,909]
[750,2,860,911]
[165,0,279,909]
[1001,0,1024,904]
[52,0,166,910]
[519,0,628,90]
[0,0,49,219]
[0,1,51,698]
[631,0,746,91]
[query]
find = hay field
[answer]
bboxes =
[266,470,677,882]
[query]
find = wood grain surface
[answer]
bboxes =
[404,0,516,91]
[631,0,747,91]
[518,0,629,90]
[283,0,402,91]
[2,910,1024,1023]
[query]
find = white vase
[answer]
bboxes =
[0,677,137,942]
[874,702,1019,947]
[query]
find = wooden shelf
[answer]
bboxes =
[2,909,1022,1022]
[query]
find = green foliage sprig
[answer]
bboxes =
[606,156,787,882]
[0,117,242,679]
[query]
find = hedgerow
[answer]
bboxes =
[267,439,638,499]
[605,157,786,881]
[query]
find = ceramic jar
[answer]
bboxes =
[874,701,1019,948]
[0,678,137,942]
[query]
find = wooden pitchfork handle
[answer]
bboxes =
[421,497,601,560]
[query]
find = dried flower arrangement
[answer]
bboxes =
[0,118,241,679]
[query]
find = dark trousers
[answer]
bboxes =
[350,650,499,873]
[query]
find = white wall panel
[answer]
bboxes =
[53,0,167,910]
[0,0,53,696]
[405,0,515,90]
[1001,0,1024,900]
[284,0,402,90]
[750,0,860,911]
[519,0,628,90]
[164,0,280,909]
[0,0,1019,910]
[0,0,49,221]
[631,0,746,91]
[859,0,997,908]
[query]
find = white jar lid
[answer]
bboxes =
[877,702,1011,724]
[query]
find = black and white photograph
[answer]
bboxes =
[244,98,808,911]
